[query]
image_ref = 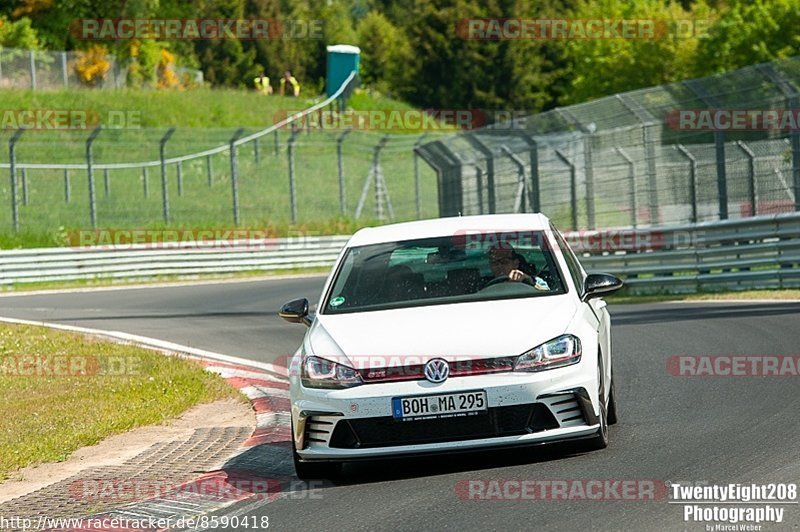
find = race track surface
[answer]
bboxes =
[3,279,799,531]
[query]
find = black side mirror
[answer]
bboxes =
[582,273,623,302]
[279,298,312,327]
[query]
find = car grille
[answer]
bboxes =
[328,404,559,449]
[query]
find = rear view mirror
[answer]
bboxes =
[582,274,623,302]
[279,298,312,327]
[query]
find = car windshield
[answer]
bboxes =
[323,231,566,314]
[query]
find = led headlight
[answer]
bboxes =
[301,356,363,389]
[514,334,582,372]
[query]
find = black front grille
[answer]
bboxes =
[329,404,559,449]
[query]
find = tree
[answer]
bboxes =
[357,11,413,95]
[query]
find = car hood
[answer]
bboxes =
[307,295,579,367]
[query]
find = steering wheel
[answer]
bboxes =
[484,275,510,288]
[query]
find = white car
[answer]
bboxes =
[280,213,622,479]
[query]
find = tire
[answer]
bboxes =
[585,356,609,450]
[607,371,618,426]
[291,421,342,480]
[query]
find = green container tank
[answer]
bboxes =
[326,44,360,97]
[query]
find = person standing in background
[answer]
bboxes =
[280,71,300,97]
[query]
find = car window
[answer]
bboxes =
[551,224,585,295]
[323,232,566,314]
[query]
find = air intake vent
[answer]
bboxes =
[539,393,587,428]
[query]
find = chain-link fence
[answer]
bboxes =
[418,56,800,230]
[0,72,445,235]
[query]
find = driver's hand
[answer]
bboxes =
[508,269,533,284]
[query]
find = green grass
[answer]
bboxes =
[0,323,243,480]
[609,289,800,304]
[0,86,445,247]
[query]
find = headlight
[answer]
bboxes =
[514,334,582,372]
[301,356,363,389]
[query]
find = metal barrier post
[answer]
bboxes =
[177,161,183,196]
[463,134,496,214]
[229,128,245,225]
[159,127,175,224]
[64,169,71,203]
[336,129,352,215]
[736,141,758,216]
[8,129,24,232]
[274,130,280,156]
[29,50,36,90]
[142,167,149,198]
[676,144,698,224]
[501,145,528,213]
[206,155,212,187]
[254,137,260,164]
[413,134,428,218]
[614,147,638,227]
[21,169,28,206]
[61,52,68,88]
[287,128,301,224]
[555,149,578,230]
[715,131,729,220]
[103,168,110,198]
[86,126,102,228]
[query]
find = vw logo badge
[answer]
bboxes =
[424,358,450,383]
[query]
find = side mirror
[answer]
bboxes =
[279,298,313,327]
[582,273,623,302]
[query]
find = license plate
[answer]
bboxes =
[392,390,487,421]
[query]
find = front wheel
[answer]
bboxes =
[585,357,609,450]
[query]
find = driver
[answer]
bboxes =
[486,243,549,290]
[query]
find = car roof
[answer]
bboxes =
[347,213,553,247]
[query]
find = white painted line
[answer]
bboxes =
[0,316,289,380]
[0,272,327,298]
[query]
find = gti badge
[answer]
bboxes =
[424,358,450,383]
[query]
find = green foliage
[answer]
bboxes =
[0,16,40,49]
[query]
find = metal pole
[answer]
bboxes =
[177,161,183,196]
[413,134,428,219]
[792,118,800,213]
[86,126,102,228]
[676,144,698,224]
[61,52,68,88]
[583,134,596,229]
[336,129,351,215]
[373,136,389,221]
[736,141,758,217]
[274,130,280,156]
[229,128,245,225]
[21,169,28,206]
[103,168,110,198]
[29,50,36,90]
[715,131,728,220]
[287,128,301,224]
[254,137,260,164]
[555,149,578,230]
[206,155,213,187]
[159,127,175,224]
[64,169,71,203]
[615,147,637,228]
[8,130,24,232]
[142,167,149,198]
[501,146,527,213]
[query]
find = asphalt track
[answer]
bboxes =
[2,278,799,531]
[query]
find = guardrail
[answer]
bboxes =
[1,214,798,294]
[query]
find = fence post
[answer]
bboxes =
[287,128,301,224]
[159,127,175,224]
[274,130,280,156]
[86,126,102,229]
[510,131,540,213]
[103,168,110,198]
[463,134,496,214]
[229,128,245,225]
[614,147,638,228]
[29,50,36,90]
[501,145,527,213]
[413,134,428,219]
[64,169,71,203]
[676,144,698,224]
[61,52,68,88]
[254,137,260,164]
[336,129,351,215]
[714,131,729,220]
[206,155,213,187]
[21,169,28,206]
[142,167,149,198]
[8,129,24,232]
[177,161,183,196]
[555,149,578,230]
[736,141,758,217]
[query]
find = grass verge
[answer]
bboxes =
[0,323,243,481]
[609,289,800,304]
